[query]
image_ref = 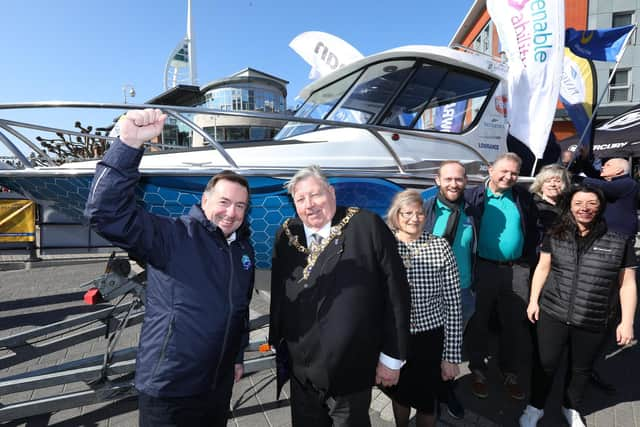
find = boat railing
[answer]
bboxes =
[0,101,490,173]
[449,44,509,77]
[450,43,508,63]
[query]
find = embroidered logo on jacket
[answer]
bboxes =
[592,247,613,253]
[241,254,252,270]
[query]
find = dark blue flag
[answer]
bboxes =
[566,25,635,62]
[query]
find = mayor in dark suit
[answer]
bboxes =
[269,165,410,427]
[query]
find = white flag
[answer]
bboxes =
[289,31,364,80]
[487,0,565,158]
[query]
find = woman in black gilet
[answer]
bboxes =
[519,185,637,427]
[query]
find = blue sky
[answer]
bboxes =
[1,0,473,155]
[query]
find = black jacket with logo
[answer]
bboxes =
[540,226,627,331]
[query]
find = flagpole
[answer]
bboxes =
[187,0,197,85]
[575,24,637,152]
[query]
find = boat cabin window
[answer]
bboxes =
[382,65,494,133]
[276,72,361,139]
[380,64,448,127]
[327,60,415,124]
[275,56,497,140]
[412,70,494,133]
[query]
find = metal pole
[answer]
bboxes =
[531,158,539,176]
[187,0,197,85]
[122,85,136,104]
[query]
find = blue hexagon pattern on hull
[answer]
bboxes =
[0,175,438,268]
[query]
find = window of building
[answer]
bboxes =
[202,86,284,113]
[231,89,242,110]
[248,90,255,111]
[204,125,280,142]
[609,68,632,102]
[613,12,636,44]
[204,89,233,110]
[613,11,634,27]
[249,127,279,140]
[472,23,492,55]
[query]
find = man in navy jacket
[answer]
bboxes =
[582,157,639,239]
[464,153,539,401]
[86,109,255,427]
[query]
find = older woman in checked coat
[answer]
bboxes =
[383,189,463,427]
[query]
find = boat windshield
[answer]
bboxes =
[276,71,363,139]
[275,58,496,139]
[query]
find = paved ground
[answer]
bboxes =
[0,253,638,426]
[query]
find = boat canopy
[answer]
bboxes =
[276,46,504,140]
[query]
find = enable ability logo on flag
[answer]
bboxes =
[565,25,635,62]
[487,0,565,158]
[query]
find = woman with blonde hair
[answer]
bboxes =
[530,164,571,232]
[384,189,462,427]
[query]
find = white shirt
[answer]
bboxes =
[226,231,237,245]
[303,223,331,247]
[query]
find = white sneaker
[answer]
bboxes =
[562,406,586,427]
[519,404,544,427]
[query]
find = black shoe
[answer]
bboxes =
[471,370,489,399]
[445,389,465,420]
[590,371,616,395]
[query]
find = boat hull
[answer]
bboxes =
[0,173,438,268]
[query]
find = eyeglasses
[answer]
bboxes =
[399,211,425,219]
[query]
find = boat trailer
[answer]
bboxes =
[0,255,275,422]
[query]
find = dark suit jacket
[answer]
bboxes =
[268,207,409,396]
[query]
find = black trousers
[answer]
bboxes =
[467,259,531,374]
[138,373,233,427]
[529,310,606,410]
[290,374,372,427]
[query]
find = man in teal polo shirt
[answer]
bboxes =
[464,153,539,402]
[425,161,476,327]
[424,160,477,420]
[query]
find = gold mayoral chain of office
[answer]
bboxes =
[283,207,359,282]
[398,234,433,270]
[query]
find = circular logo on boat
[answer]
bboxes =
[495,96,507,116]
